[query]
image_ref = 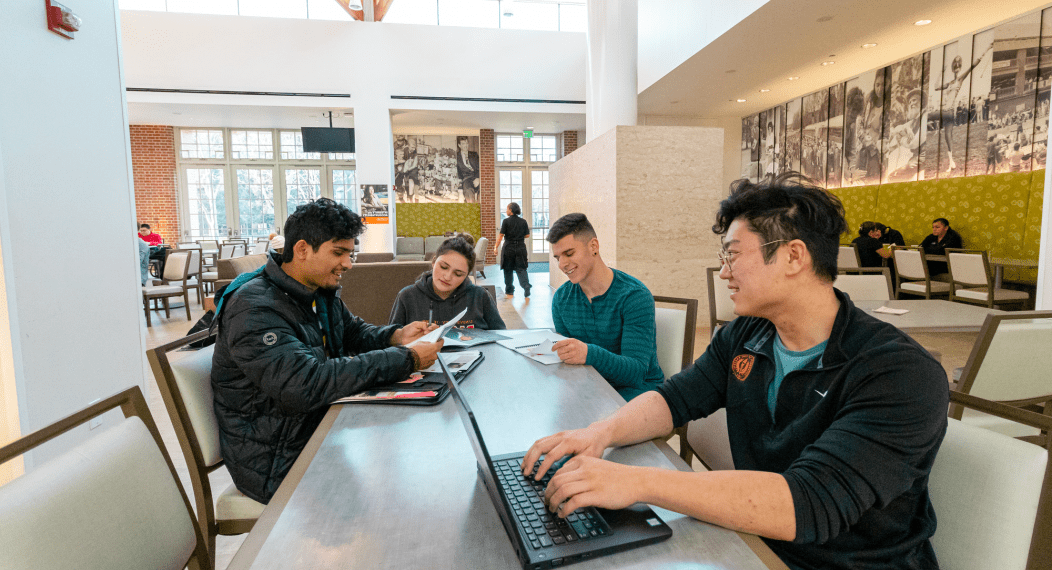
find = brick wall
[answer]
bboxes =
[563,130,579,156]
[129,125,179,245]
[479,128,496,265]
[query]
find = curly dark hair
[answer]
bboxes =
[434,235,476,272]
[282,198,365,262]
[713,172,846,282]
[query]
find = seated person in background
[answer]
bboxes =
[850,221,891,268]
[874,222,904,246]
[524,174,948,570]
[211,198,443,504]
[138,223,163,246]
[389,235,506,330]
[137,237,151,286]
[920,217,963,280]
[268,231,285,252]
[547,213,664,401]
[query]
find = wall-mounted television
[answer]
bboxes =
[301,127,355,153]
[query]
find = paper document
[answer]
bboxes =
[872,306,909,315]
[420,350,482,374]
[496,330,568,365]
[408,307,468,347]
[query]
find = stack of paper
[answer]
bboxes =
[495,330,568,365]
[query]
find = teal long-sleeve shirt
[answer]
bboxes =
[552,269,664,401]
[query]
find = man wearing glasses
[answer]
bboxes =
[524,174,948,570]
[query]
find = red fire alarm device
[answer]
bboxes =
[46,0,81,40]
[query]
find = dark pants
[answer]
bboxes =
[504,268,531,296]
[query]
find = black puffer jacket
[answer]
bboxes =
[211,253,414,503]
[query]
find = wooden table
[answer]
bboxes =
[855,300,1005,333]
[227,343,786,570]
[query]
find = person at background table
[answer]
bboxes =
[920,217,962,281]
[267,231,285,252]
[138,223,163,246]
[494,202,531,298]
[873,222,904,247]
[210,198,444,504]
[524,174,948,570]
[851,221,892,268]
[546,213,664,401]
[389,234,505,330]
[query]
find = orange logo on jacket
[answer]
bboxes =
[731,354,755,382]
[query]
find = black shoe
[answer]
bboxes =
[524,287,531,298]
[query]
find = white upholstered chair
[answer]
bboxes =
[0,386,212,570]
[946,248,1029,309]
[147,331,265,566]
[892,246,951,299]
[250,239,270,255]
[929,391,1052,570]
[837,244,861,271]
[142,249,194,327]
[835,267,893,301]
[473,236,489,279]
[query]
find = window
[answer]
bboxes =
[497,135,524,162]
[285,169,322,214]
[280,131,321,160]
[231,130,274,160]
[236,168,275,238]
[439,0,498,28]
[332,169,358,213]
[185,168,227,239]
[499,170,523,222]
[328,152,356,161]
[180,129,225,159]
[530,135,558,162]
[499,1,558,31]
[531,170,550,252]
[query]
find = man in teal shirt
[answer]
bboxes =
[548,213,664,400]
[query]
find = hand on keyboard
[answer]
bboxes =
[543,455,645,518]
[521,425,610,482]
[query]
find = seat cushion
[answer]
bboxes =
[901,281,951,293]
[202,271,219,280]
[957,287,1029,302]
[144,285,184,296]
[216,483,266,522]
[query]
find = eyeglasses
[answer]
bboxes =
[717,240,788,272]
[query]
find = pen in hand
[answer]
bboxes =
[428,309,433,326]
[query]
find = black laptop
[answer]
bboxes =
[439,357,673,570]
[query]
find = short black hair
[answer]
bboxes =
[456,136,469,146]
[507,202,521,216]
[282,198,365,262]
[859,221,876,237]
[933,218,950,227]
[139,223,150,229]
[874,222,888,233]
[547,213,597,244]
[713,172,846,282]
[434,235,476,272]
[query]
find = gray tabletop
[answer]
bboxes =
[855,300,1004,333]
[228,341,785,570]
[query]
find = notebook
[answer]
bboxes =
[439,358,673,569]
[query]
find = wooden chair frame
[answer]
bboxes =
[653,296,701,463]
[147,330,259,566]
[945,248,1030,309]
[892,245,949,300]
[706,267,735,334]
[0,386,212,570]
[143,248,194,327]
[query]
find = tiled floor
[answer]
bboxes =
[140,265,974,569]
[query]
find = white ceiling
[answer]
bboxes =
[638,0,1052,119]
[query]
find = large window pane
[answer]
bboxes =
[238,0,308,18]
[499,0,557,31]
[497,135,524,162]
[328,152,356,161]
[185,168,227,239]
[280,131,321,160]
[308,0,354,20]
[285,169,322,214]
[383,0,437,25]
[439,0,499,28]
[498,169,522,222]
[165,0,238,15]
[531,170,549,252]
[332,169,358,214]
[236,168,275,239]
[180,129,225,159]
[530,135,558,162]
[559,4,586,32]
[231,130,274,160]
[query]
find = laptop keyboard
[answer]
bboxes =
[494,457,612,550]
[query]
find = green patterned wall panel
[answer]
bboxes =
[831,185,879,244]
[394,203,482,240]
[1013,169,1046,283]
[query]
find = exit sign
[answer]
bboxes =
[523,130,533,138]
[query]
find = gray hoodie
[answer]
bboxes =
[388,272,506,330]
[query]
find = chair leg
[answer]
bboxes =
[143,296,152,327]
[163,297,171,318]
[184,293,192,320]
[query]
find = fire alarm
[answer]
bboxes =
[46,0,81,40]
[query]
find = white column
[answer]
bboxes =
[352,98,395,254]
[1037,156,1052,310]
[585,0,638,143]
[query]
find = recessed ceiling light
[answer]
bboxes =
[736,99,747,103]
[817,15,833,22]
[670,100,680,104]
[861,43,878,48]
[787,76,800,81]
[821,61,836,66]
[914,19,932,26]
[726,69,737,74]
[759,89,770,93]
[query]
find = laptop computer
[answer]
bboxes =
[439,357,673,569]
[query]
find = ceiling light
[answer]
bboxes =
[347,0,363,9]
[821,61,836,66]
[503,0,514,17]
[914,19,932,26]
[670,100,680,104]
[861,43,878,48]
[736,99,747,103]
[725,69,737,74]
[759,89,770,93]
[787,76,799,81]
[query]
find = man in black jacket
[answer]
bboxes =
[522,174,948,570]
[211,198,443,503]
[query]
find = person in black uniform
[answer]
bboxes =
[851,221,890,268]
[455,136,480,203]
[874,222,904,246]
[494,202,531,298]
[920,217,963,280]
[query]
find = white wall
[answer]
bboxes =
[640,114,741,195]
[0,1,145,467]
[638,0,769,92]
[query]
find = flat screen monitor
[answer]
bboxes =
[301,127,355,153]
